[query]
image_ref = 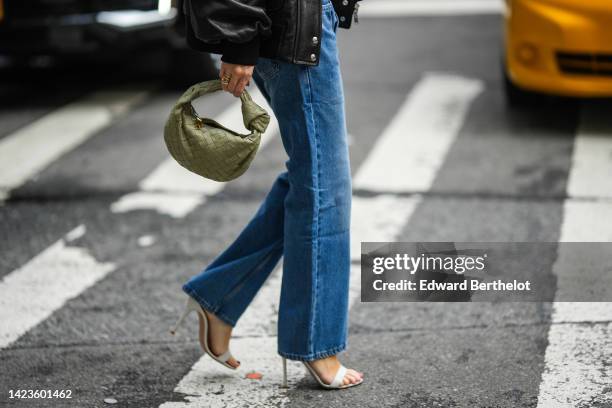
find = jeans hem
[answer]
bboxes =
[278,343,347,362]
[182,284,238,327]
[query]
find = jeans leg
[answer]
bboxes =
[182,1,351,356]
[262,1,352,361]
[182,172,288,327]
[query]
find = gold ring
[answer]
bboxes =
[221,74,231,85]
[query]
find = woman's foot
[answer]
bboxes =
[308,355,363,386]
[198,310,240,368]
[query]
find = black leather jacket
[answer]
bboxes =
[183,0,361,66]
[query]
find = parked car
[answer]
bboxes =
[503,0,612,104]
[0,0,215,81]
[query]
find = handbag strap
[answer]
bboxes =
[175,79,270,134]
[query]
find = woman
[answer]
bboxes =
[172,0,364,389]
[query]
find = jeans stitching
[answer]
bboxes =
[303,65,321,357]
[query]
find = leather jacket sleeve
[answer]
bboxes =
[183,0,272,65]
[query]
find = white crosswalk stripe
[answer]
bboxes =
[110,89,279,218]
[536,103,612,408]
[348,74,484,316]
[354,73,483,192]
[159,266,303,408]
[0,225,115,349]
[567,103,612,200]
[349,195,421,303]
[159,73,483,407]
[0,87,150,202]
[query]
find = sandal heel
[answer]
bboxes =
[281,357,288,388]
[170,297,197,335]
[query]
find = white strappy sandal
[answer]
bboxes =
[170,295,238,370]
[282,357,363,389]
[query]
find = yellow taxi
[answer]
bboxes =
[504,0,612,102]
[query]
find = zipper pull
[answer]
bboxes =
[353,2,359,24]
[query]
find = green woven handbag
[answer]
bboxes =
[163,79,270,182]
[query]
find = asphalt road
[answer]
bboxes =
[1,3,611,408]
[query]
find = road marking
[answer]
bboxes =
[350,73,482,308]
[349,195,421,302]
[0,88,150,202]
[350,195,421,262]
[354,73,483,193]
[537,203,612,408]
[567,103,612,199]
[159,73,483,406]
[111,89,279,218]
[160,265,305,408]
[0,225,115,349]
[537,104,612,408]
[159,336,303,408]
[359,0,504,18]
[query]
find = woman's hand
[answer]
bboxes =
[220,62,255,97]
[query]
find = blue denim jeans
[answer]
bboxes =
[182,0,350,362]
